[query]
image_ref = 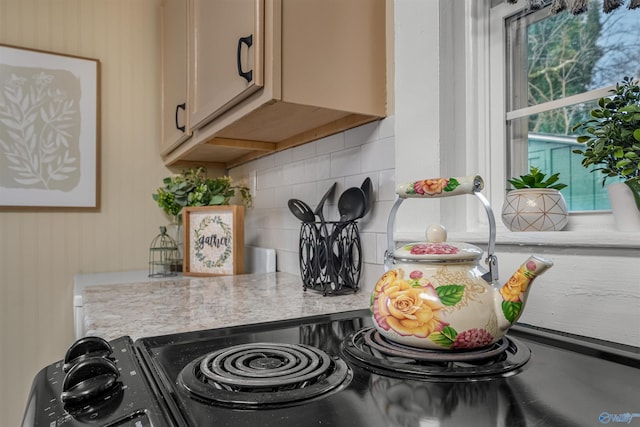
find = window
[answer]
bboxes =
[503,1,640,212]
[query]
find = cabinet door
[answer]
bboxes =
[160,0,190,154]
[189,0,264,130]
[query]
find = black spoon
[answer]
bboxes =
[337,187,367,222]
[360,177,373,218]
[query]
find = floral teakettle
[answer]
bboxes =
[372,176,553,350]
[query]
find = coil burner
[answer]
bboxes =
[342,328,531,381]
[178,342,350,408]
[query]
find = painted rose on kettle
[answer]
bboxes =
[372,269,449,338]
[411,177,458,196]
[413,178,451,195]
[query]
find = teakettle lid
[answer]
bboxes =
[393,224,483,261]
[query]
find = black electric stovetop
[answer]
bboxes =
[134,309,640,427]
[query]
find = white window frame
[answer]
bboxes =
[467,0,620,234]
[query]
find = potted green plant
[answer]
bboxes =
[501,166,569,231]
[152,166,252,223]
[573,76,640,230]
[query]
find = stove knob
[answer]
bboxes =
[61,357,120,404]
[63,336,113,372]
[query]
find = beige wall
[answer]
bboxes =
[0,1,170,425]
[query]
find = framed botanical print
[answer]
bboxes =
[183,205,245,276]
[0,44,100,208]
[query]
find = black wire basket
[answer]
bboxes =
[298,221,362,295]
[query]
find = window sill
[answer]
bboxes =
[395,230,640,250]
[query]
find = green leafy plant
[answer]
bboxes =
[572,76,640,185]
[507,166,567,190]
[152,167,252,221]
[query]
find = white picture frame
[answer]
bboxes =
[0,44,100,209]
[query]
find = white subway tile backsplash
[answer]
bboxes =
[291,182,317,204]
[265,208,291,230]
[378,116,395,140]
[282,160,306,183]
[361,136,395,172]
[283,212,303,231]
[361,263,385,292]
[303,158,319,183]
[316,154,331,180]
[345,121,379,148]
[263,225,290,246]
[245,209,269,234]
[273,149,293,166]
[359,232,377,264]
[257,166,283,189]
[284,228,302,253]
[378,169,396,201]
[253,152,277,171]
[292,141,317,161]
[316,133,345,155]
[360,200,394,234]
[252,187,275,209]
[330,147,361,177]
[273,185,293,208]
[236,119,396,279]
[276,250,300,276]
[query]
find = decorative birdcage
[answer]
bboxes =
[148,226,180,277]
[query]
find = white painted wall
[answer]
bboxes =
[0,1,171,425]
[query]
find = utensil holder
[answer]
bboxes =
[298,221,361,295]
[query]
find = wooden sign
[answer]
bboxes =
[182,205,244,276]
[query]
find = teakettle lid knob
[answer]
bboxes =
[426,224,447,243]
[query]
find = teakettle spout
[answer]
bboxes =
[496,255,553,331]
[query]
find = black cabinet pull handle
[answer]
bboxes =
[175,103,186,132]
[236,34,253,83]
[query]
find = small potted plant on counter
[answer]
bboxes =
[573,76,640,231]
[153,167,252,223]
[501,166,569,231]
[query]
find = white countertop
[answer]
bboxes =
[82,272,371,340]
[74,270,181,305]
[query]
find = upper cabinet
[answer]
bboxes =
[160,0,190,154]
[161,0,389,168]
[189,0,264,130]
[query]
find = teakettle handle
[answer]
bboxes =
[473,189,499,284]
[396,175,483,198]
[385,175,498,284]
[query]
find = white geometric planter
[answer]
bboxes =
[501,188,569,232]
